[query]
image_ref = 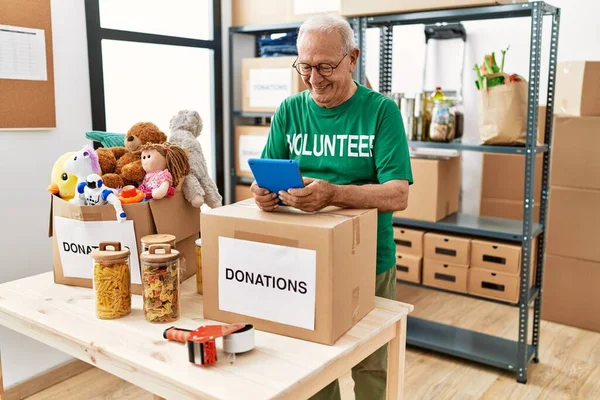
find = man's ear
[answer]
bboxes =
[349,48,360,73]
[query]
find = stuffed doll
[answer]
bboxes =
[138,142,190,200]
[48,152,78,201]
[168,110,223,208]
[63,145,102,203]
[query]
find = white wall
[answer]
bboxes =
[365,0,600,215]
[0,0,92,387]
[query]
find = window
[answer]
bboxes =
[85,0,223,194]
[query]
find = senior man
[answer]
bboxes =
[251,14,413,400]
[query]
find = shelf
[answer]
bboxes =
[408,141,548,154]
[234,111,274,118]
[366,2,555,27]
[393,213,543,242]
[235,176,254,185]
[407,317,535,371]
[398,280,540,306]
[230,22,302,34]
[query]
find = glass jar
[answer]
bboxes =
[140,244,181,323]
[90,242,131,320]
[429,99,456,142]
[195,238,202,295]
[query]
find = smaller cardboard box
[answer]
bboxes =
[394,156,460,222]
[555,61,600,116]
[551,116,600,190]
[481,153,543,203]
[233,0,340,26]
[235,125,269,178]
[341,0,524,17]
[235,184,254,202]
[395,253,422,284]
[424,233,470,266]
[471,239,524,273]
[480,198,540,223]
[393,227,425,256]
[201,200,377,345]
[422,259,468,293]
[242,57,307,113]
[468,268,519,303]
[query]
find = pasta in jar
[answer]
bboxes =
[90,242,131,320]
[140,244,181,323]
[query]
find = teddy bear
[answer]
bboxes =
[100,122,167,188]
[168,110,223,208]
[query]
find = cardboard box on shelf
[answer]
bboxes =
[481,153,543,203]
[200,200,377,345]
[393,156,460,222]
[393,227,425,256]
[422,259,468,293]
[555,61,600,116]
[546,186,600,263]
[395,253,422,283]
[235,184,254,202]
[49,194,200,295]
[232,0,340,26]
[242,56,307,113]
[541,254,600,333]
[551,116,600,190]
[480,198,540,223]
[235,125,270,178]
[340,0,525,17]
[470,239,537,274]
[424,233,470,266]
[468,268,519,303]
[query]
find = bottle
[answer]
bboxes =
[140,244,181,323]
[90,242,132,320]
[429,99,456,142]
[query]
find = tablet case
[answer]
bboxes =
[248,159,304,205]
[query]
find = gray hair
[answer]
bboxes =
[297,14,358,54]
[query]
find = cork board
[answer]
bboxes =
[0,0,56,129]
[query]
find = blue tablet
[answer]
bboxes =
[247,159,304,203]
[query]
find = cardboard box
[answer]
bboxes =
[480,198,540,223]
[546,186,600,263]
[200,200,377,345]
[235,184,254,202]
[340,0,524,17]
[471,239,524,274]
[424,233,470,266]
[394,156,460,222]
[233,0,340,26]
[235,125,269,178]
[242,57,307,113]
[393,227,425,256]
[395,253,422,283]
[555,61,600,116]
[422,259,468,293]
[551,116,600,190]
[468,268,519,303]
[481,153,543,202]
[542,254,600,333]
[49,194,200,295]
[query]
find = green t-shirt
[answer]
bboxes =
[261,82,413,275]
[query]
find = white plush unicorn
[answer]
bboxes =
[63,144,102,204]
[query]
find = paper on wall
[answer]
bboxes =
[239,135,269,172]
[0,25,47,81]
[293,0,340,15]
[218,237,317,330]
[249,68,293,109]
[53,217,141,284]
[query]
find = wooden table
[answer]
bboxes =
[0,272,412,399]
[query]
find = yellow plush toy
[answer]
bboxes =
[48,152,78,201]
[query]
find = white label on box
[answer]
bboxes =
[249,68,293,108]
[239,135,269,172]
[218,237,317,330]
[53,217,141,284]
[293,0,340,15]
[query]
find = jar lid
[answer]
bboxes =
[195,238,202,246]
[91,242,130,262]
[140,244,180,263]
[141,234,176,245]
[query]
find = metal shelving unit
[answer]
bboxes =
[357,1,560,384]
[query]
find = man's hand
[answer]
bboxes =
[251,181,279,211]
[279,177,336,212]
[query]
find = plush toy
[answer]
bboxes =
[138,142,190,200]
[63,145,102,203]
[100,122,167,187]
[48,152,78,201]
[168,110,223,208]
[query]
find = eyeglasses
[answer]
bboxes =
[292,54,348,77]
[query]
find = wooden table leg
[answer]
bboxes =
[386,316,408,400]
[0,350,4,400]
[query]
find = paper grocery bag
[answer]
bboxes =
[478,74,528,145]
